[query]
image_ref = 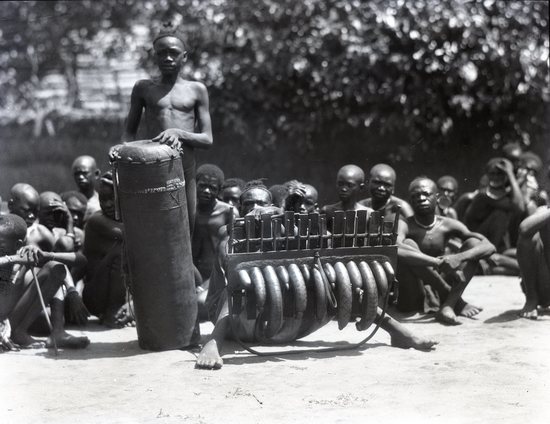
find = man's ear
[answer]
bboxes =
[7,198,14,210]
[182,51,188,62]
[359,182,365,190]
[94,168,101,179]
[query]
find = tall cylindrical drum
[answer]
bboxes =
[112,140,197,351]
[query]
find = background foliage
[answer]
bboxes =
[0,0,548,201]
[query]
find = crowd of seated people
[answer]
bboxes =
[1,145,548,359]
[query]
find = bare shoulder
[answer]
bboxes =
[132,79,155,94]
[391,195,414,216]
[214,200,234,215]
[440,215,470,234]
[321,203,339,214]
[188,80,208,92]
[188,81,209,100]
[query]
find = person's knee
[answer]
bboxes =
[39,262,67,282]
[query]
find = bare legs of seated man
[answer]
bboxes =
[10,262,89,349]
[196,263,438,370]
[516,207,550,319]
[397,238,483,325]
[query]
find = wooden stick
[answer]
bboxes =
[30,268,58,356]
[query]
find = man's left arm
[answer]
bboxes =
[440,220,495,272]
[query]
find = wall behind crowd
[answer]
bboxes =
[2,114,547,206]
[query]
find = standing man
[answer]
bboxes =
[119,25,213,229]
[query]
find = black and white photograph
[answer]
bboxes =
[1,1,549,423]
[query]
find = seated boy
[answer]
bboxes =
[322,165,372,216]
[81,172,127,328]
[517,206,550,319]
[359,163,414,221]
[192,165,235,317]
[196,183,437,369]
[397,177,496,325]
[0,214,89,350]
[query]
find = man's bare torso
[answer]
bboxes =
[138,78,200,166]
[406,216,455,257]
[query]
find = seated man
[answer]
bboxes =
[322,164,372,216]
[8,183,54,251]
[196,182,438,369]
[0,214,89,350]
[284,180,319,214]
[359,163,414,221]
[268,184,288,209]
[517,206,550,319]
[60,191,88,232]
[464,158,525,252]
[219,178,245,212]
[435,175,459,219]
[81,172,127,328]
[192,164,235,318]
[72,155,101,224]
[9,184,89,328]
[38,191,81,253]
[397,177,495,325]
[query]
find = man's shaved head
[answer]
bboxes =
[409,177,437,194]
[8,183,40,227]
[72,155,97,171]
[10,183,39,204]
[337,164,365,183]
[370,163,396,183]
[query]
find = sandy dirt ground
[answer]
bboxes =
[1,275,549,424]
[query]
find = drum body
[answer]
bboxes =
[113,140,197,351]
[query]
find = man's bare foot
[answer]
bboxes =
[113,302,136,328]
[47,331,90,349]
[195,340,223,370]
[435,306,462,325]
[458,303,483,318]
[519,300,539,320]
[390,329,438,351]
[11,331,46,349]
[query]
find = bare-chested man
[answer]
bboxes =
[60,191,88,232]
[517,206,550,319]
[192,164,234,314]
[464,158,525,252]
[322,165,372,215]
[72,155,101,224]
[8,184,54,252]
[219,178,245,211]
[397,177,495,325]
[359,163,414,222]
[81,172,127,328]
[196,182,437,369]
[1,214,85,350]
[120,25,213,229]
[0,209,89,350]
[284,180,319,214]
